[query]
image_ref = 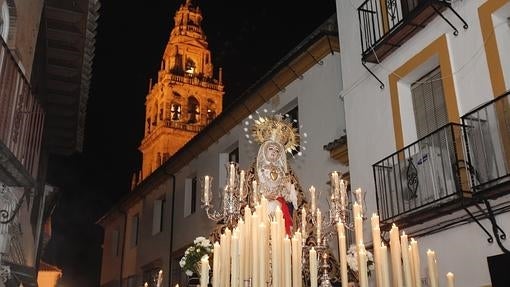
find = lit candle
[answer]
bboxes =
[229,163,235,187]
[157,270,163,287]
[353,202,361,219]
[339,180,346,211]
[389,224,403,287]
[410,238,422,287]
[252,180,258,204]
[204,175,210,204]
[213,242,220,287]
[331,171,339,195]
[446,272,455,287]
[144,283,148,287]
[380,243,390,287]
[309,186,316,213]
[200,255,210,287]
[370,214,382,287]
[427,249,438,287]
[284,236,291,287]
[239,170,245,198]
[309,247,318,287]
[316,208,322,245]
[301,207,307,239]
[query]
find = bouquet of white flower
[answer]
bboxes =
[346,244,375,281]
[179,236,213,277]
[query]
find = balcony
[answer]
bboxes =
[462,91,510,199]
[358,0,466,63]
[373,123,470,229]
[0,38,45,187]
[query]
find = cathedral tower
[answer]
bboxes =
[137,0,224,181]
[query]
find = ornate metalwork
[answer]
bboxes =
[386,0,398,20]
[0,265,10,283]
[0,184,25,224]
[406,158,418,199]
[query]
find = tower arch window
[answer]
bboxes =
[171,103,182,121]
[187,96,199,124]
[185,58,196,75]
[206,99,216,124]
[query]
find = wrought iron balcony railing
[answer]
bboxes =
[462,91,510,196]
[373,123,469,226]
[357,0,467,63]
[0,37,45,186]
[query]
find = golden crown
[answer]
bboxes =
[251,114,299,153]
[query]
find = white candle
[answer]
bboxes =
[446,272,455,287]
[359,248,368,287]
[232,233,240,287]
[200,255,210,287]
[389,224,403,287]
[339,180,346,211]
[301,207,307,239]
[309,247,318,287]
[261,196,268,224]
[370,214,382,287]
[316,208,322,245]
[256,222,269,286]
[380,243,390,287]
[224,228,232,286]
[229,163,235,187]
[410,238,422,287]
[284,236,292,287]
[239,170,245,198]
[401,232,412,287]
[354,215,363,250]
[427,249,438,287]
[295,231,303,287]
[213,242,220,287]
[353,202,361,219]
[157,270,163,287]
[251,215,259,287]
[237,221,245,284]
[331,171,339,196]
[292,234,299,287]
[310,186,316,213]
[244,206,252,281]
[204,175,210,204]
[270,220,280,287]
[252,180,258,204]
[337,232,348,287]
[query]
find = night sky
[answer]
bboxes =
[43,1,336,286]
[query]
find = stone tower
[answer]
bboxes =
[137,0,224,182]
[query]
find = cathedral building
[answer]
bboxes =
[137,0,224,182]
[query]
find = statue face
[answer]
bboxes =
[264,142,281,162]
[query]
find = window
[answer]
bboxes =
[171,103,182,121]
[187,97,200,124]
[229,147,239,163]
[285,105,300,155]
[142,267,161,287]
[111,229,120,256]
[184,176,198,217]
[191,176,197,214]
[411,67,447,138]
[152,197,166,235]
[130,214,140,247]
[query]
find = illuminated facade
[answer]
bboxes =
[137,0,224,181]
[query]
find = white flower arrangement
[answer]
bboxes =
[179,236,212,277]
[346,244,375,280]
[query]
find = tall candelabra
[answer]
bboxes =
[201,162,250,229]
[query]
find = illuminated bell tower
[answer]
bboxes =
[138,0,224,181]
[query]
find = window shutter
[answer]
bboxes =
[184,178,192,217]
[152,200,162,235]
[411,68,447,138]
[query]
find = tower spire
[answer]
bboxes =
[137,0,224,182]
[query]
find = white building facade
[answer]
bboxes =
[336,0,510,286]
